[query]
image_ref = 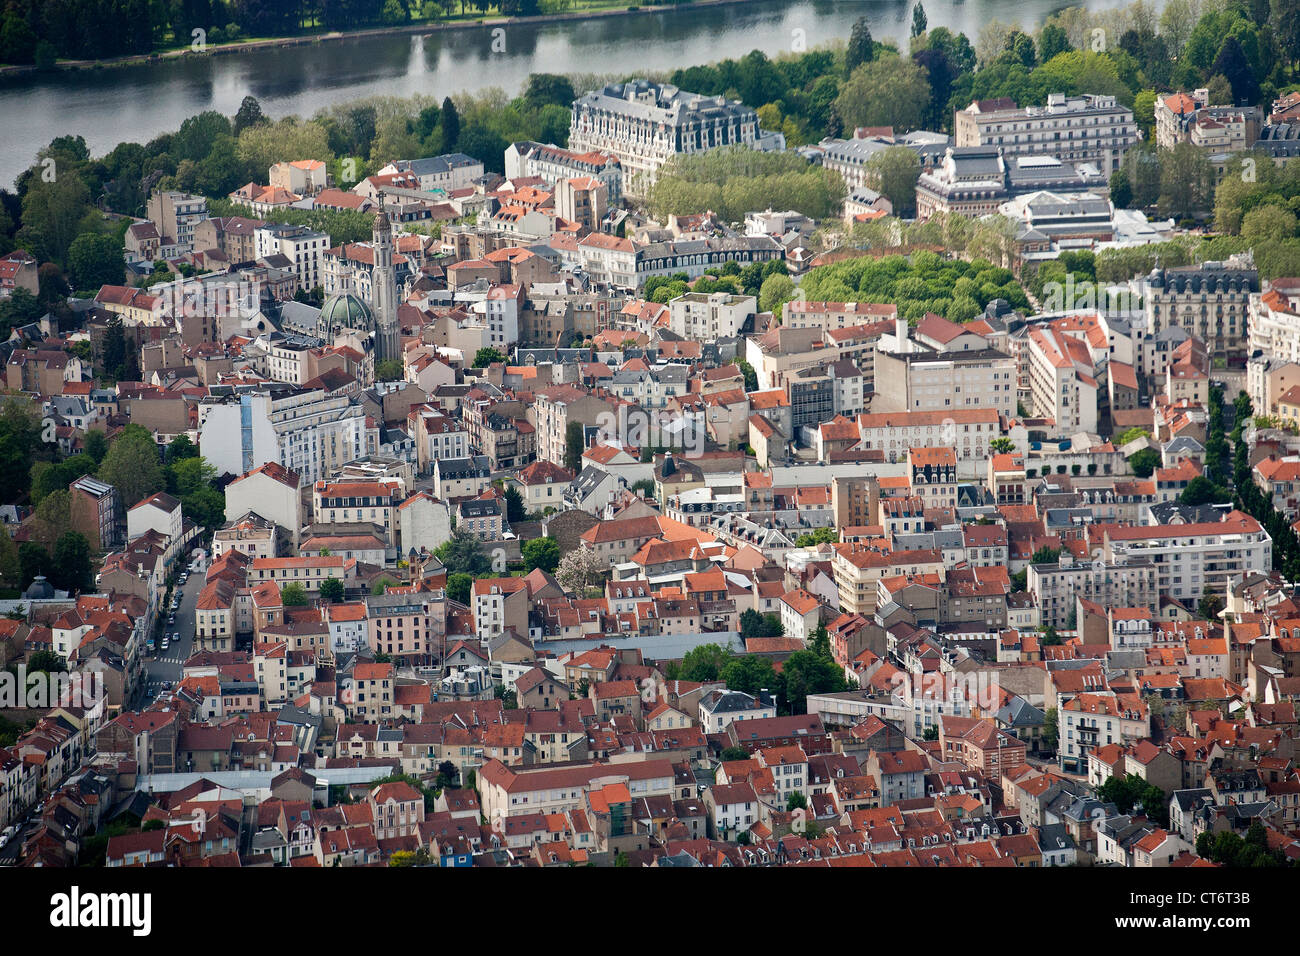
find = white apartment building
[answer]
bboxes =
[954,93,1138,173]
[668,291,756,339]
[1028,555,1159,629]
[505,141,624,206]
[872,340,1017,418]
[1026,325,1100,435]
[378,153,484,194]
[255,223,330,292]
[1059,693,1150,775]
[146,190,208,254]
[1101,511,1271,603]
[199,385,369,483]
[569,79,781,196]
[1248,279,1300,364]
[853,408,1002,468]
[479,284,522,351]
[782,299,897,331]
[1154,90,1259,153]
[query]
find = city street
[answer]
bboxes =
[134,562,201,707]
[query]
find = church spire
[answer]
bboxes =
[371,211,399,364]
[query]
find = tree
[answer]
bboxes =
[371,576,399,595]
[1198,586,1225,621]
[1158,142,1214,221]
[564,421,585,474]
[679,643,731,682]
[166,434,199,464]
[1042,707,1059,751]
[319,578,345,603]
[735,360,758,392]
[67,234,123,290]
[1130,447,1161,478]
[555,548,605,594]
[846,17,875,74]
[720,654,778,695]
[33,490,73,548]
[504,485,526,523]
[473,347,505,368]
[521,536,561,574]
[758,274,796,314]
[923,726,939,741]
[281,582,309,606]
[446,572,472,605]
[51,532,92,593]
[1242,204,1297,242]
[375,359,403,381]
[866,146,922,218]
[19,541,50,589]
[0,525,20,593]
[83,430,108,465]
[434,526,492,577]
[795,527,839,547]
[1097,773,1169,828]
[910,3,927,38]
[1037,23,1071,62]
[233,95,267,135]
[523,73,576,110]
[97,425,163,508]
[1109,169,1133,209]
[1181,475,1228,506]
[440,97,461,151]
[1212,35,1259,105]
[778,649,847,714]
[835,58,931,132]
[990,437,1015,454]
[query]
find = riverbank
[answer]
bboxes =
[0,0,751,77]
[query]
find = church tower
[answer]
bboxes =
[371,211,400,364]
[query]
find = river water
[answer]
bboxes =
[0,0,1148,187]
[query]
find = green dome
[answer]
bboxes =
[319,291,372,333]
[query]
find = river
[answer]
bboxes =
[0,0,1151,188]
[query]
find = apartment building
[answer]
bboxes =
[1026,325,1100,435]
[854,407,1001,468]
[146,190,208,254]
[668,291,755,339]
[1027,554,1159,628]
[833,546,946,616]
[249,555,347,592]
[872,334,1017,418]
[377,153,484,194]
[1101,511,1271,603]
[781,299,896,331]
[569,80,781,195]
[255,223,330,293]
[1144,256,1259,360]
[366,591,439,663]
[506,141,624,206]
[954,93,1138,173]
[1059,693,1151,774]
[198,384,370,483]
[1154,90,1260,153]
[69,475,123,553]
[1248,278,1300,368]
